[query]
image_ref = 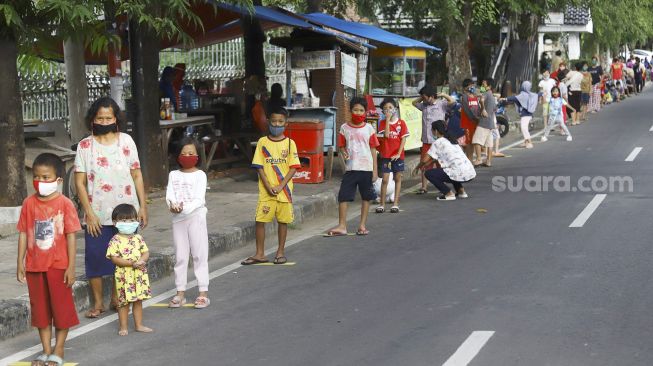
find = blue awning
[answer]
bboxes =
[206,4,376,49]
[302,13,440,51]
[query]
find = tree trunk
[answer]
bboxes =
[446,0,472,90]
[503,13,539,89]
[129,20,166,189]
[64,38,89,143]
[306,0,322,13]
[0,30,26,206]
[243,0,266,78]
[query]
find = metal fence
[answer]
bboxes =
[20,38,287,124]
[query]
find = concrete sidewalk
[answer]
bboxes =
[0,115,539,340]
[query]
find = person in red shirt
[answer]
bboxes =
[460,79,480,161]
[17,153,82,366]
[375,97,409,214]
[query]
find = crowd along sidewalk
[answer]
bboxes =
[0,113,541,341]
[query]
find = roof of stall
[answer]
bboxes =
[301,13,440,51]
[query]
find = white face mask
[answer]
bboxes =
[33,180,59,197]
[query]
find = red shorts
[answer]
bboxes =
[464,124,477,145]
[420,143,441,170]
[26,269,79,329]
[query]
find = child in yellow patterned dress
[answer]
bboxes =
[106,204,153,336]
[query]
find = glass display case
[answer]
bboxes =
[369,48,426,97]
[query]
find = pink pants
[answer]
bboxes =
[172,212,209,292]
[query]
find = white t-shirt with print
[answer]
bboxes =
[538,78,557,101]
[166,170,207,223]
[427,138,476,182]
[338,123,380,172]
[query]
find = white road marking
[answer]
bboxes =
[2,212,371,365]
[569,194,607,228]
[499,130,545,151]
[625,147,643,161]
[442,331,495,366]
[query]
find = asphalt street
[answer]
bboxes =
[3,90,653,366]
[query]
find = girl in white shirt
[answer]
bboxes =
[166,137,210,309]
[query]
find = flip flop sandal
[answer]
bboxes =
[32,353,49,366]
[273,256,288,264]
[241,257,269,265]
[390,206,400,213]
[375,206,385,213]
[481,163,492,167]
[415,188,428,195]
[84,308,105,319]
[194,296,210,309]
[323,232,355,237]
[356,229,369,236]
[45,354,64,366]
[168,295,187,308]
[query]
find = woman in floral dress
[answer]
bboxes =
[74,97,148,318]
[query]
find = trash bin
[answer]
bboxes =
[285,118,325,184]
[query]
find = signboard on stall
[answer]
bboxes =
[398,98,423,151]
[291,51,336,70]
[341,52,358,89]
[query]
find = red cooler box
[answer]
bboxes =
[285,119,325,184]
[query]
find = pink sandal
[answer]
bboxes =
[168,295,186,308]
[194,296,210,309]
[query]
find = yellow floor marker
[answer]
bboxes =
[252,262,296,266]
[150,303,195,307]
[322,233,356,237]
[12,363,78,366]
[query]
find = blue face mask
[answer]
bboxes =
[115,221,139,235]
[269,125,285,137]
[468,87,476,94]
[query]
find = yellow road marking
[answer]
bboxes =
[252,262,296,266]
[12,363,78,366]
[150,303,195,308]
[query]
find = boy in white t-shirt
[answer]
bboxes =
[327,97,379,236]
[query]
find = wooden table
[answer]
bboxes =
[160,116,260,171]
[160,116,217,171]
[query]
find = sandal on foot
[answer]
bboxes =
[390,206,400,213]
[118,329,128,336]
[84,308,105,318]
[375,206,385,213]
[135,326,153,333]
[415,188,428,195]
[45,354,64,366]
[325,229,348,237]
[356,229,369,236]
[241,257,268,265]
[436,194,456,201]
[273,256,288,264]
[194,296,210,309]
[31,353,49,366]
[168,295,186,308]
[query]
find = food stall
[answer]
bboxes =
[299,13,439,151]
[271,29,372,179]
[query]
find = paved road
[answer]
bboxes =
[4,91,653,365]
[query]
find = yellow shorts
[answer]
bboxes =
[255,200,294,224]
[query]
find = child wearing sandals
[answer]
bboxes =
[106,204,153,336]
[376,97,409,214]
[166,137,210,308]
[242,106,300,265]
[327,97,379,236]
[17,153,81,366]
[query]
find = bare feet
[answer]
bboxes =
[135,326,153,333]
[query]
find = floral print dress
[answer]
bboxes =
[74,133,141,226]
[106,234,152,306]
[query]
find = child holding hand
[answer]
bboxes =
[106,204,152,336]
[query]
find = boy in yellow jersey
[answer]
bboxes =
[241,107,300,265]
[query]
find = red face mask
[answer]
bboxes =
[178,155,199,169]
[351,114,366,124]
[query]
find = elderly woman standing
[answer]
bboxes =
[74,97,148,318]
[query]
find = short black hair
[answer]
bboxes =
[33,153,65,178]
[86,96,124,130]
[112,203,138,222]
[267,106,288,118]
[555,50,562,56]
[483,78,495,89]
[419,85,437,97]
[380,97,398,109]
[349,97,367,111]
[462,78,474,88]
